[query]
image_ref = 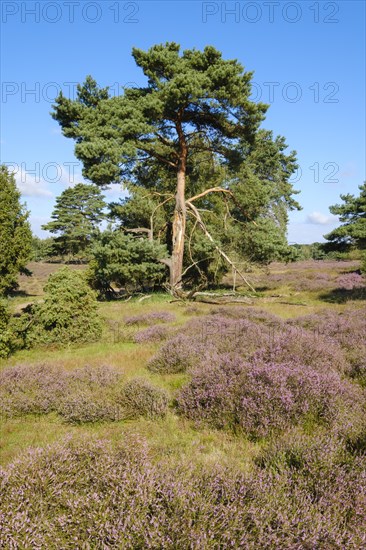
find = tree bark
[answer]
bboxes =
[170,120,187,289]
[171,166,186,288]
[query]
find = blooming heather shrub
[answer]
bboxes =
[147,333,206,373]
[254,266,340,292]
[147,315,264,374]
[255,429,346,472]
[134,324,170,343]
[0,363,68,416]
[183,315,268,358]
[253,325,348,374]
[290,309,366,380]
[149,315,341,376]
[0,363,124,422]
[1,437,365,548]
[67,364,122,388]
[336,272,366,290]
[252,430,366,547]
[125,311,175,325]
[119,378,169,418]
[182,305,205,316]
[178,355,354,437]
[210,306,282,327]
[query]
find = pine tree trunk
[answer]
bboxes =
[170,166,186,289]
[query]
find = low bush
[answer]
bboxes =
[134,325,170,343]
[290,309,366,381]
[27,267,103,346]
[148,333,206,374]
[0,363,124,423]
[148,315,269,375]
[148,314,348,377]
[253,325,348,374]
[119,378,169,418]
[58,390,122,423]
[336,272,366,290]
[1,436,364,548]
[177,355,359,438]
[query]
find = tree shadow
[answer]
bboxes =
[319,287,366,303]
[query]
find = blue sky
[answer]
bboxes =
[1,0,365,243]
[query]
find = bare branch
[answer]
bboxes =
[189,186,258,227]
[150,196,175,238]
[159,258,172,268]
[188,187,233,203]
[186,200,256,292]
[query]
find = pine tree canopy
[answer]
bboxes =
[324,182,366,249]
[42,183,107,257]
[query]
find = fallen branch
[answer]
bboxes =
[138,295,152,302]
[193,295,254,305]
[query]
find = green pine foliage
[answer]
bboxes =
[27,267,102,346]
[0,165,33,295]
[42,183,106,259]
[324,182,366,250]
[87,230,168,296]
[0,300,14,358]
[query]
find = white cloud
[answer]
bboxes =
[306,211,338,225]
[29,216,52,238]
[14,168,54,198]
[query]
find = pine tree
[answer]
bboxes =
[324,182,366,250]
[52,43,300,291]
[42,183,106,258]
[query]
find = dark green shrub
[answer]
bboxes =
[87,230,168,297]
[0,165,33,295]
[28,267,102,346]
[0,299,13,358]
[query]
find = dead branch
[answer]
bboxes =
[150,196,174,239]
[193,294,254,305]
[188,187,233,203]
[138,295,152,302]
[186,200,256,293]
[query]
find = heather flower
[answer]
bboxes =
[290,308,366,379]
[58,390,123,423]
[252,324,348,374]
[0,363,124,423]
[148,333,206,373]
[336,272,365,290]
[178,355,356,437]
[1,436,365,549]
[134,324,170,343]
